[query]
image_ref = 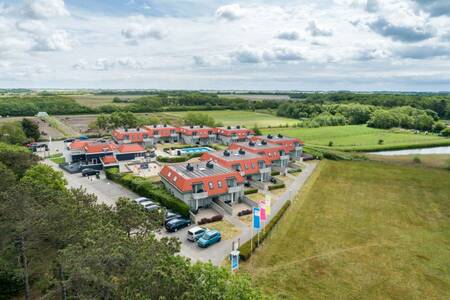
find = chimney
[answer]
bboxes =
[261,140,267,145]
[186,163,194,171]
[249,141,255,146]
[206,161,214,169]
[236,125,240,129]
[223,150,230,156]
[200,125,203,128]
[153,125,157,128]
[137,128,140,131]
[227,126,231,129]
[238,148,245,155]
[124,128,128,132]
[190,125,194,129]
[164,124,167,127]
[267,134,273,139]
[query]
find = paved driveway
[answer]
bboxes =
[45,160,138,206]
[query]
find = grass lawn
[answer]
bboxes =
[204,220,241,241]
[242,160,450,299]
[247,192,265,204]
[263,125,450,152]
[164,110,298,128]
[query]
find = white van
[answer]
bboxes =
[187,226,206,242]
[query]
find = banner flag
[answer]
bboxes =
[265,194,271,216]
[252,207,261,230]
[260,200,267,222]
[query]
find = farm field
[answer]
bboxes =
[263,125,450,151]
[242,160,450,299]
[218,94,291,101]
[70,94,140,108]
[164,110,298,128]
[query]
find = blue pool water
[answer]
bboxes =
[179,147,213,154]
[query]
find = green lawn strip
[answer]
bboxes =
[263,125,450,152]
[242,160,450,299]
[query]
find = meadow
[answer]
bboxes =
[164,110,298,128]
[242,160,450,299]
[70,94,140,108]
[263,125,450,151]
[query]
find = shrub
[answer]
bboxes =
[157,152,203,163]
[441,127,450,137]
[328,141,334,147]
[268,183,285,191]
[288,168,301,174]
[378,139,384,145]
[239,200,291,261]
[237,209,252,217]
[413,156,421,164]
[105,167,190,217]
[197,215,223,225]
[270,171,280,176]
[244,188,258,195]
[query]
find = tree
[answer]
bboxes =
[0,142,38,177]
[21,118,40,141]
[114,197,163,237]
[0,122,28,145]
[441,127,450,137]
[184,112,216,127]
[95,113,110,130]
[20,164,67,192]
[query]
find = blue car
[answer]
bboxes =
[197,230,221,248]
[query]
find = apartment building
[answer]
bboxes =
[159,161,244,210]
[215,126,254,145]
[143,124,179,144]
[200,149,271,182]
[252,134,303,160]
[179,125,217,145]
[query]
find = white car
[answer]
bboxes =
[187,226,207,242]
[134,197,152,204]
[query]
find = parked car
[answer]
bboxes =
[64,138,75,143]
[165,218,191,232]
[78,135,89,140]
[143,203,160,211]
[197,230,221,248]
[134,197,152,204]
[165,211,182,225]
[81,168,100,177]
[187,226,206,242]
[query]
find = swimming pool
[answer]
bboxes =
[178,147,213,155]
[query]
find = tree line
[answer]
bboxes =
[0,142,263,299]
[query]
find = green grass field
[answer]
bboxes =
[163,110,298,128]
[70,94,139,108]
[242,160,450,299]
[263,125,450,151]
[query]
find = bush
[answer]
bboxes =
[239,200,291,261]
[413,156,421,164]
[237,209,252,217]
[197,215,223,225]
[287,168,301,174]
[244,188,258,195]
[268,183,285,191]
[105,168,190,217]
[270,171,280,176]
[441,127,450,137]
[378,139,384,145]
[157,152,203,163]
[328,141,334,147]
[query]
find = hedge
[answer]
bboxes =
[244,188,258,195]
[197,215,223,225]
[270,171,280,176]
[288,168,302,174]
[239,200,291,261]
[156,152,203,163]
[105,168,190,217]
[268,183,285,191]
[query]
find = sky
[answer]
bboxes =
[0,0,450,91]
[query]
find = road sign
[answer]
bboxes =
[230,250,239,271]
[252,207,261,230]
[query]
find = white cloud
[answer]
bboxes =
[231,47,263,63]
[307,21,333,37]
[216,4,244,21]
[16,20,46,34]
[276,30,300,41]
[23,0,70,19]
[121,21,165,45]
[117,57,142,69]
[93,58,115,71]
[32,30,73,51]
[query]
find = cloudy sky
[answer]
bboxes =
[0,0,450,91]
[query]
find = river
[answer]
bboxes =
[369,146,450,156]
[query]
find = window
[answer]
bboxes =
[173,176,177,182]
[244,164,249,170]
[251,162,255,169]
[218,180,222,188]
[168,171,172,177]
[208,181,214,189]
[154,131,159,135]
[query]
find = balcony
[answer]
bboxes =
[209,134,216,138]
[192,192,208,200]
[259,167,271,173]
[228,186,243,193]
[170,133,178,137]
[295,146,302,151]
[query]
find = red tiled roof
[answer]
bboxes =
[69,140,88,150]
[101,155,118,165]
[118,143,145,153]
[84,143,118,154]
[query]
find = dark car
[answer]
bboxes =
[164,211,182,225]
[64,138,75,143]
[165,218,191,232]
[81,168,100,177]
